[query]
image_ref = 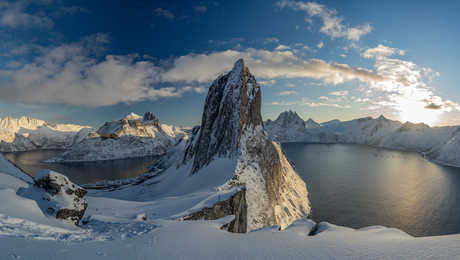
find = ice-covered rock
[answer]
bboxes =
[0,116,91,152]
[48,112,188,162]
[33,170,88,225]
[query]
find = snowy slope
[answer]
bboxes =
[265,112,460,167]
[0,116,92,152]
[47,112,188,162]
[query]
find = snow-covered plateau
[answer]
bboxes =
[266,110,460,167]
[2,60,460,259]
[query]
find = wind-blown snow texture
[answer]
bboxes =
[0,116,91,152]
[47,112,188,162]
[266,113,460,167]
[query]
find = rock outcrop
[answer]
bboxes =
[33,170,88,225]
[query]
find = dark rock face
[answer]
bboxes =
[34,170,88,225]
[184,59,263,174]
[143,112,155,122]
[143,112,161,128]
[184,189,247,233]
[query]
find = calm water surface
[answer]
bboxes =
[3,150,157,185]
[282,143,460,237]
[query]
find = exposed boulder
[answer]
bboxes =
[34,170,88,225]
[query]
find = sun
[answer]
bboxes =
[399,101,441,126]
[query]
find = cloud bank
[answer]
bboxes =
[276,1,372,41]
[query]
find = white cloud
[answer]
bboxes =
[362,44,405,59]
[259,79,277,87]
[279,90,297,96]
[0,0,54,28]
[275,44,290,51]
[277,1,372,41]
[272,97,350,108]
[162,48,384,84]
[317,41,324,48]
[302,101,350,108]
[0,34,202,107]
[329,90,348,96]
[154,8,175,19]
[360,44,460,123]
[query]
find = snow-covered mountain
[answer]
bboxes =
[0,116,91,152]
[265,111,319,142]
[265,112,460,167]
[48,112,188,162]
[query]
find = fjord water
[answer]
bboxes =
[3,150,157,185]
[282,143,460,237]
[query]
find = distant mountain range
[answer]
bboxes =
[0,116,91,152]
[264,111,460,167]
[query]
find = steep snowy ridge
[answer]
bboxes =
[48,112,187,162]
[0,116,91,152]
[265,112,460,167]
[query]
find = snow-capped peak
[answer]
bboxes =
[305,118,320,128]
[183,58,263,173]
[124,112,142,120]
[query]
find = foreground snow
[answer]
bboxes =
[2,152,460,259]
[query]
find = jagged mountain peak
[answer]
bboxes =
[184,58,263,173]
[377,114,387,120]
[274,110,305,128]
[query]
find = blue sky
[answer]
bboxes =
[0,0,459,127]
